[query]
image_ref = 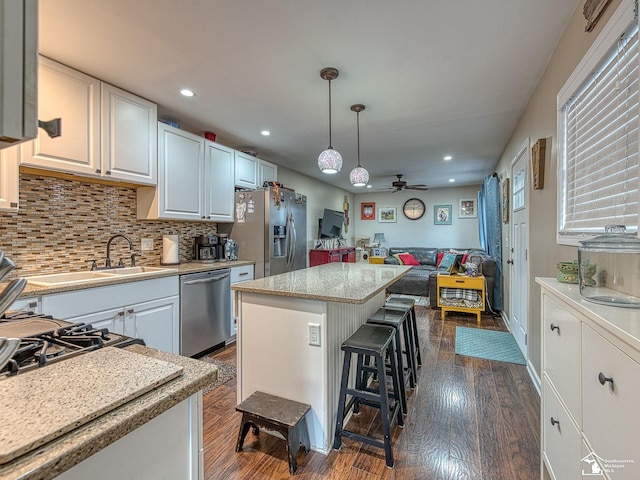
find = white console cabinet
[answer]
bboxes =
[40,277,179,354]
[538,278,640,480]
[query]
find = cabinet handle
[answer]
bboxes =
[550,323,560,333]
[28,301,37,309]
[550,417,560,427]
[598,372,614,387]
[455,280,465,283]
[127,309,134,315]
[117,311,125,317]
[239,272,249,276]
[95,168,101,174]
[105,170,111,175]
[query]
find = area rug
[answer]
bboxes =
[455,326,526,365]
[386,294,430,306]
[198,357,237,394]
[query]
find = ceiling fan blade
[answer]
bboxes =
[406,184,429,190]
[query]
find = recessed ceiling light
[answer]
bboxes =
[261,130,271,136]
[180,89,195,97]
[449,178,455,183]
[444,155,453,161]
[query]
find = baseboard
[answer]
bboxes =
[501,311,540,396]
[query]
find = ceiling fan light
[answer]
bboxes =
[350,166,369,186]
[318,148,343,174]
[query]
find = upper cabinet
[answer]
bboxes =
[234,151,258,189]
[138,123,235,222]
[0,0,38,150]
[21,57,157,185]
[235,152,278,189]
[0,144,20,211]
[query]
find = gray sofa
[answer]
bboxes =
[383,247,498,310]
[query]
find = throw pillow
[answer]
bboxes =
[397,253,420,266]
[438,252,458,270]
[436,251,445,267]
[393,252,409,264]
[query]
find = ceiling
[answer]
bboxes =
[38,0,580,193]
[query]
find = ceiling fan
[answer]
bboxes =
[383,174,429,193]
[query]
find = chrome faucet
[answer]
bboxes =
[105,234,135,268]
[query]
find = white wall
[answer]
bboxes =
[276,167,356,250]
[353,185,482,249]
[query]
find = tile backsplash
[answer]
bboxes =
[0,173,221,279]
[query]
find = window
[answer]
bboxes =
[557,0,639,245]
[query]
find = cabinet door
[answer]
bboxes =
[101,83,157,185]
[7,296,40,313]
[126,295,179,354]
[64,307,126,335]
[0,144,19,211]
[258,159,277,185]
[582,324,640,480]
[157,122,204,220]
[234,151,258,189]
[230,265,254,337]
[204,141,234,221]
[23,57,101,176]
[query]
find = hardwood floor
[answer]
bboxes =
[202,306,540,479]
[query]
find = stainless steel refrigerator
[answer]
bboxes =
[225,188,307,278]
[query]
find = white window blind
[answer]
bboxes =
[559,23,639,235]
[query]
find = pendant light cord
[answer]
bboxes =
[328,79,333,149]
[356,110,361,167]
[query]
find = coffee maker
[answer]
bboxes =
[193,235,218,262]
[216,234,228,261]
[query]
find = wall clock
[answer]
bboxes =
[402,198,425,220]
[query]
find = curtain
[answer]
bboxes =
[478,174,503,311]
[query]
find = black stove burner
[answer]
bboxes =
[0,311,146,377]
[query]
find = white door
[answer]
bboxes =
[510,143,529,358]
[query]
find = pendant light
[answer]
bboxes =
[317,68,342,174]
[349,104,369,186]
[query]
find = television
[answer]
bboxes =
[320,209,344,238]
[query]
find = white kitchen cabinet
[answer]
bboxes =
[259,158,278,185]
[229,264,254,338]
[138,122,204,221]
[234,151,258,189]
[538,278,640,480]
[0,143,19,211]
[41,276,180,354]
[22,57,157,185]
[204,141,234,222]
[0,0,38,149]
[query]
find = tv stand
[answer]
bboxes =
[309,247,356,266]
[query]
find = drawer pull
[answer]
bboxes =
[239,272,249,276]
[455,280,465,283]
[550,323,560,333]
[598,372,614,387]
[550,417,560,427]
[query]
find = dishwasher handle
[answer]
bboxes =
[182,273,230,286]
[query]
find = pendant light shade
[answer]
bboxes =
[318,68,342,174]
[349,104,369,187]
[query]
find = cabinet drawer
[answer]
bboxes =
[582,324,640,480]
[231,265,254,283]
[437,275,483,289]
[542,294,581,423]
[542,377,582,480]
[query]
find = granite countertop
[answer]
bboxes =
[15,260,254,297]
[232,262,411,304]
[0,344,217,480]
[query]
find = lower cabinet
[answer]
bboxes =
[40,277,180,354]
[230,264,254,338]
[539,278,640,480]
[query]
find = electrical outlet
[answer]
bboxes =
[308,323,321,346]
[141,238,154,251]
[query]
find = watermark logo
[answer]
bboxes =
[582,452,635,476]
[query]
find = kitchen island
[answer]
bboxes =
[0,344,217,480]
[232,262,411,454]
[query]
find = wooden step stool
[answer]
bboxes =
[235,391,311,475]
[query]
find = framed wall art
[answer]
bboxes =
[434,205,452,225]
[361,201,375,220]
[458,198,477,218]
[502,178,510,224]
[378,207,397,223]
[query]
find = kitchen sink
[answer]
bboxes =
[26,267,177,286]
[103,266,177,276]
[26,271,120,286]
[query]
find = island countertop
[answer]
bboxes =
[231,262,411,304]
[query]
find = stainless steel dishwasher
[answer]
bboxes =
[180,269,231,357]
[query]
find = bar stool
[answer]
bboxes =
[385,297,422,368]
[333,324,403,468]
[366,307,414,414]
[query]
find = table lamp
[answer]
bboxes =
[372,233,386,247]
